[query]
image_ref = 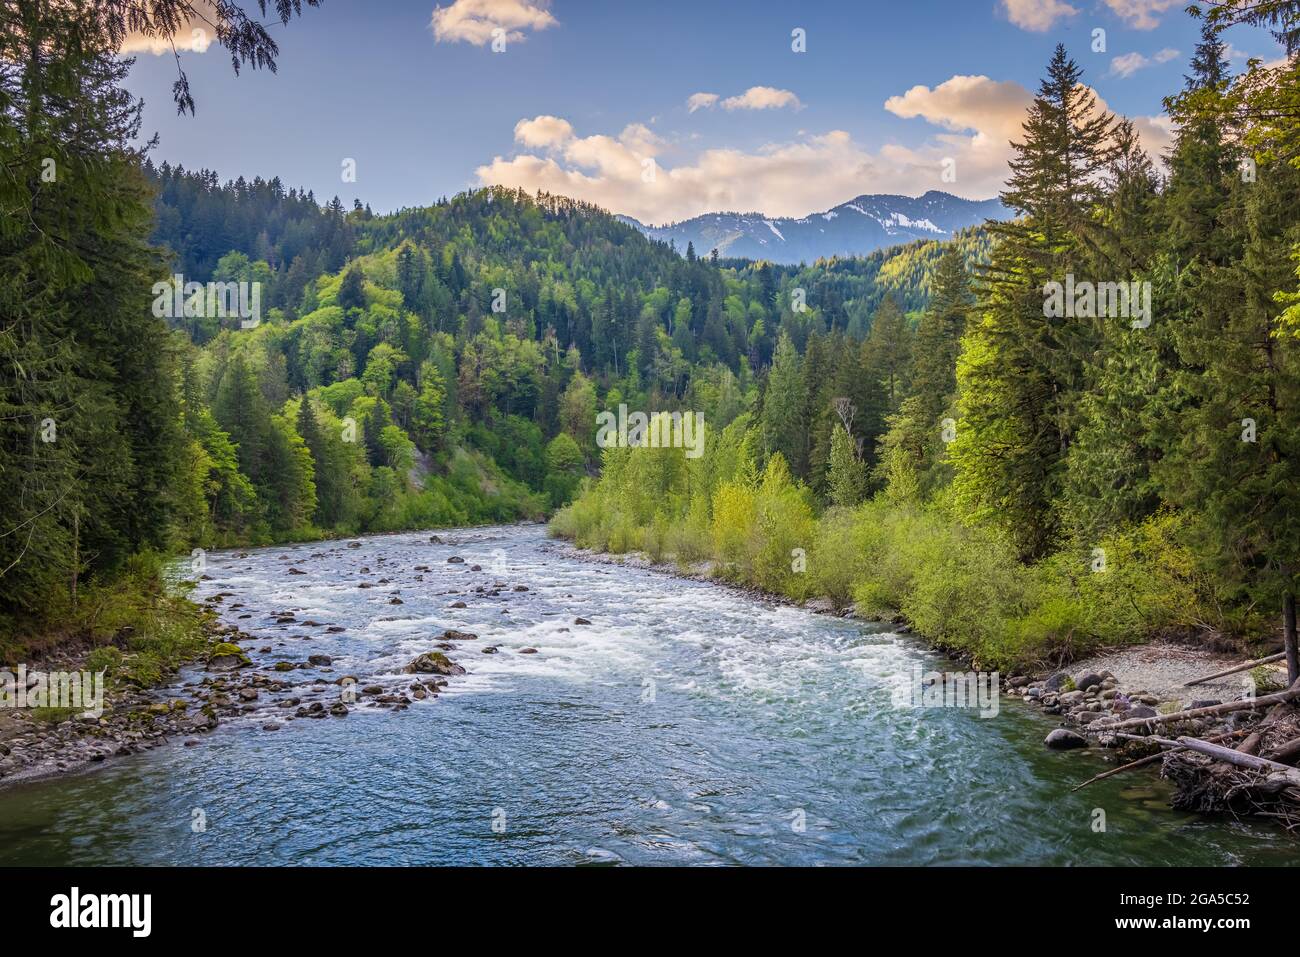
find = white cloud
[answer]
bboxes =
[1226,43,1291,71]
[1110,47,1179,77]
[1101,0,1180,30]
[721,86,802,111]
[885,75,1032,143]
[687,92,720,113]
[477,76,1174,224]
[431,0,557,46]
[513,115,575,149]
[119,2,216,55]
[1000,0,1079,32]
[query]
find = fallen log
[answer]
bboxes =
[1105,683,1300,733]
[1071,729,1248,792]
[1266,737,1300,766]
[1184,652,1287,687]
[1171,736,1300,786]
[1237,703,1287,755]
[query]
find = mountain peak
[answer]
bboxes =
[627,191,1008,264]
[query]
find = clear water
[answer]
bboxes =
[0,525,1294,865]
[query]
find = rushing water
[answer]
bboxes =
[0,525,1294,866]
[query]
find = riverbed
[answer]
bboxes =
[0,525,1293,865]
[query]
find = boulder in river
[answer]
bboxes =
[207,643,251,671]
[443,629,477,641]
[447,556,465,564]
[1045,728,1088,750]
[405,652,466,676]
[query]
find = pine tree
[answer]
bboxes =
[296,397,336,528]
[1,0,185,622]
[953,45,1116,559]
[761,332,806,474]
[337,263,367,312]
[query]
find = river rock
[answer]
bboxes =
[574,617,592,625]
[447,556,465,564]
[1045,728,1088,750]
[1074,672,1104,692]
[519,648,538,655]
[443,629,477,641]
[1058,690,1086,707]
[207,642,250,671]
[404,652,466,676]
[307,654,333,667]
[1044,673,1069,692]
[1127,705,1158,719]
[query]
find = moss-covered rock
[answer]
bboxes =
[207,642,250,671]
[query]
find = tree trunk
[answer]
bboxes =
[1285,590,1299,687]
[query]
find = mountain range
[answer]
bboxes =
[621,190,1009,264]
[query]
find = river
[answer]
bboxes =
[0,525,1293,865]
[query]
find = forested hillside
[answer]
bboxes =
[556,20,1300,676]
[5,0,1299,689]
[150,179,965,552]
[0,0,960,640]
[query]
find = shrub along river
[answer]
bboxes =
[0,525,1294,865]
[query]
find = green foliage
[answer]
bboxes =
[827,425,867,508]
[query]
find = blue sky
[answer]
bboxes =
[122,0,1283,222]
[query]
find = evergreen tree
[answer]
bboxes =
[953,45,1116,559]
[761,332,806,474]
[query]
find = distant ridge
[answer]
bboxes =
[620,190,1009,264]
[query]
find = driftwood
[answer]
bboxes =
[1267,737,1300,765]
[1184,652,1287,687]
[1070,729,1247,792]
[1237,703,1287,755]
[1156,735,1300,786]
[1105,682,1300,733]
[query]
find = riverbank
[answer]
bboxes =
[2,523,1295,866]
[0,527,548,789]
[552,532,1299,828]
